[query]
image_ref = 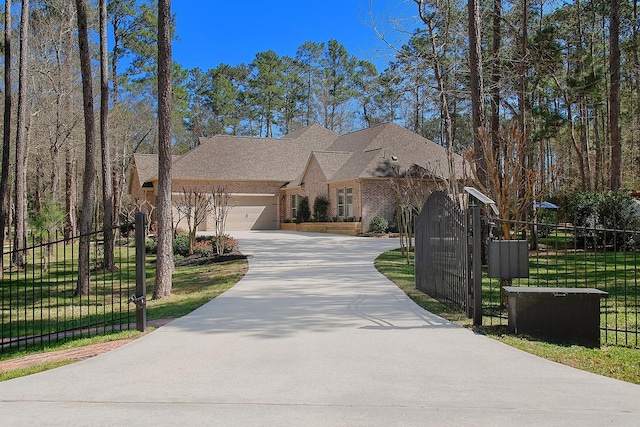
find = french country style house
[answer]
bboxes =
[129,122,466,233]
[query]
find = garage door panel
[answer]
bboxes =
[217,196,278,231]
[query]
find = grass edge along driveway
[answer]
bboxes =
[374,248,640,385]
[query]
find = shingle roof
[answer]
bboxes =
[282,123,338,141]
[287,151,353,188]
[134,122,465,187]
[325,122,465,181]
[170,125,338,182]
[132,153,182,186]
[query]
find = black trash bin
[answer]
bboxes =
[502,286,608,348]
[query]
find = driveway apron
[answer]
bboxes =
[0,231,639,426]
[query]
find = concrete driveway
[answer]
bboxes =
[0,231,639,426]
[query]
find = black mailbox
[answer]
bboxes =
[502,286,608,348]
[488,240,529,278]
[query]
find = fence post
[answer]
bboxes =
[471,205,483,326]
[134,212,147,332]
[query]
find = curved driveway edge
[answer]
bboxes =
[0,231,639,426]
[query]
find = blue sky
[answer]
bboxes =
[171,1,417,72]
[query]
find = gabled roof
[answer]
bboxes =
[132,154,159,185]
[282,123,339,142]
[132,153,182,188]
[287,151,353,188]
[169,125,338,182]
[317,122,465,182]
[132,122,465,188]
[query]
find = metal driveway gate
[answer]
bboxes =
[415,191,471,316]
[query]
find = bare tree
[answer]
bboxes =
[100,0,115,270]
[13,0,30,268]
[175,187,210,255]
[209,186,234,255]
[387,165,433,264]
[153,0,174,299]
[75,0,97,296]
[0,0,12,278]
[466,125,556,239]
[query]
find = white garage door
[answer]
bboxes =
[223,195,278,231]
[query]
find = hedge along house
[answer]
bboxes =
[129,122,466,233]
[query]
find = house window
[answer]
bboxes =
[291,194,297,219]
[345,188,353,217]
[337,189,345,217]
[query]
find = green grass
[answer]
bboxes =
[1,240,142,339]
[145,257,248,320]
[375,248,640,385]
[0,360,76,381]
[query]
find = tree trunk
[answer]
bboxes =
[65,143,77,240]
[75,0,97,296]
[634,0,640,184]
[0,0,11,278]
[468,0,487,186]
[490,0,501,162]
[153,0,174,299]
[13,0,30,268]
[100,0,115,271]
[610,0,622,191]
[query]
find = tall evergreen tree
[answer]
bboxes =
[100,0,115,271]
[0,0,11,278]
[317,40,357,133]
[14,0,30,268]
[75,0,97,295]
[248,50,285,137]
[153,0,174,299]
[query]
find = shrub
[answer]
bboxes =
[224,236,238,253]
[570,191,640,250]
[145,238,158,254]
[313,196,330,222]
[297,196,311,223]
[369,216,389,234]
[599,191,640,249]
[193,239,214,257]
[173,233,191,257]
[120,221,134,238]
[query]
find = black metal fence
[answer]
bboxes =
[481,216,640,348]
[1,226,139,354]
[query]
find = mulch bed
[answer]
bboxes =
[174,253,247,267]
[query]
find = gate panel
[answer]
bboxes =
[415,191,469,313]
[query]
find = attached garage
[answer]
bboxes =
[220,195,278,231]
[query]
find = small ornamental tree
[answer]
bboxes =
[31,199,66,270]
[175,187,210,255]
[210,186,234,255]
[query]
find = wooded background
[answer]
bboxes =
[0,0,638,242]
